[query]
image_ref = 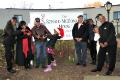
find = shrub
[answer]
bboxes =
[0,29,4,43]
[117,33,120,38]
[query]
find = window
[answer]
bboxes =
[14,15,23,23]
[113,11,120,20]
[83,14,87,20]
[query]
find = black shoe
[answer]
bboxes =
[83,64,87,67]
[8,69,16,73]
[35,65,39,68]
[76,63,80,65]
[90,61,96,65]
[91,69,101,72]
[25,63,30,69]
[25,65,30,69]
[105,71,112,75]
[28,65,32,69]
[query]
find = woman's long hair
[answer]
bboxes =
[6,20,13,27]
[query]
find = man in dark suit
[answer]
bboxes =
[91,14,117,75]
[72,15,88,66]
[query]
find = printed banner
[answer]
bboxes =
[29,11,83,40]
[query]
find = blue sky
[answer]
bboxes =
[0,0,119,9]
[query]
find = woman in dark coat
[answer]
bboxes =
[16,21,33,69]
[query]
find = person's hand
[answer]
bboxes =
[75,38,79,42]
[75,38,82,42]
[104,42,108,47]
[43,35,47,39]
[77,38,82,42]
[79,38,82,41]
[27,32,31,36]
[37,35,40,39]
[38,35,46,40]
[21,29,25,32]
[100,43,105,48]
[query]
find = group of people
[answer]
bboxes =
[2,13,117,76]
[3,17,63,73]
[72,15,99,67]
[72,14,117,75]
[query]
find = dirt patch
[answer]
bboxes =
[0,40,120,80]
[0,56,120,80]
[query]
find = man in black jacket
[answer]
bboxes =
[72,15,88,66]
[3,17,24,73]
[91,14,117,75]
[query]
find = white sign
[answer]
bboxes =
[29,11,83,40]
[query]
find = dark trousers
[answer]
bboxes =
[4,44,14,71]
[47,53,54,65]
[24,51,34,68]
[97,44,117,72]
[88,40,97,63]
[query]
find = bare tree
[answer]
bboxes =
[85,1,103,8]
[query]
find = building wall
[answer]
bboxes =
[0,5,120,30]
[0,9,30,29]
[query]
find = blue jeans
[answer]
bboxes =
[35,41,47,66]
[75,41,87,65]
